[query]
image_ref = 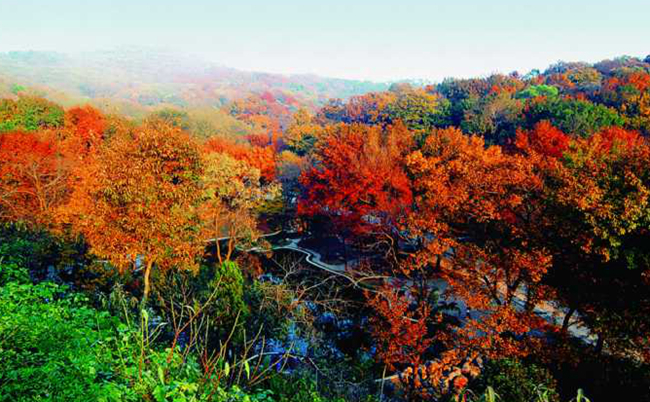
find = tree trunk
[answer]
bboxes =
[143,259,153,302]
[216,238,223,265]
[215,214,223,265]
[226,237,234,262]
[595,333,604,355]
[561,307,576,333]
[524,286,533,312]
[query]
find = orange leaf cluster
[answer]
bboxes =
[515,120,570,158]
[367,283,433,370]
[204,136,277,182]
[298,123,413,242]
[0,131,65,226]
[405,127,554,358]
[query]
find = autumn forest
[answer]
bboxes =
[2,51,650,402]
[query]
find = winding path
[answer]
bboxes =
[219,232,595,343]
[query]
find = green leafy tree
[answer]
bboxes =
[0,96,64,132]
[523,96,624,137]
[516,85,560,99]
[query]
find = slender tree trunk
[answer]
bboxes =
[226,237,234,262]
[390,234,399,265]
[524,285,535,313]
[595,333,604,355]
[216,238,223,265]
[215,213,223,265]
[143,259,153,302]
[561,307,576,333]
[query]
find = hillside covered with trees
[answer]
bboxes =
[0,49,394,116]
[2,54,650,401]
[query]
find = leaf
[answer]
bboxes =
[153,385,166,402]
[158,366,165,384]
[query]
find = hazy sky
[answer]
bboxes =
[0,0,648,81]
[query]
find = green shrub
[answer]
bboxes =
[0,258,30,285]
[211,261,249,327]
[0,271,120,401]
[0,223,89,282]
[0,96,64,132]
[0,262,277,402]
[472,358,559,402]
[263,374,347,402]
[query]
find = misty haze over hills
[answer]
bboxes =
[0,48,406,115]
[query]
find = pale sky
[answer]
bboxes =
[0,0,648,81]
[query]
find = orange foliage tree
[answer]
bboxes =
[317,92,396,126]
[404,127,552,361]
[59,121,205,300]
[204,136,277,182]
[62,105,107,153]
[298,123,414,256]
[199,151,280,264]
[367,282,434,371]
[65,105,106,140]
[601,70,650,133]
[0,131,67,226]
[513,120,570,158]
[284,108,324,156]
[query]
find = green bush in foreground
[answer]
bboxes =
[0,262,276,402]
[470,358,559,402]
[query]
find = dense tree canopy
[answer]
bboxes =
[3,54,650,401]
[59,121,205,299]
[298,123,413,253]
